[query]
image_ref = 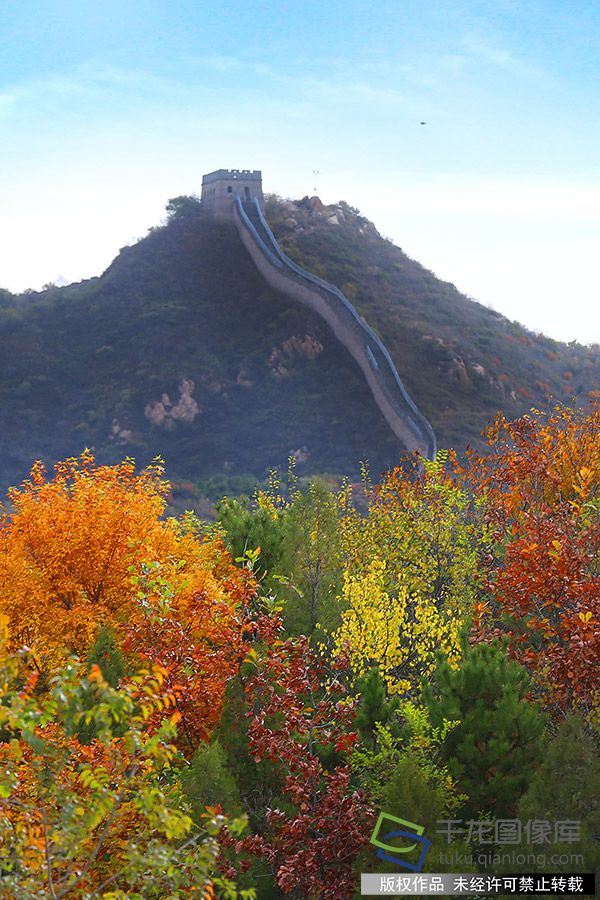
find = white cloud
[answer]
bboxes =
[191,54,245,73]
[461,33,548,81]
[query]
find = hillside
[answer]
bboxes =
[0,195,598,494]
[264,195,600,448]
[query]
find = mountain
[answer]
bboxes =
[0,194,598,496]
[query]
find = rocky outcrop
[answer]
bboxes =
[145,378,200,429]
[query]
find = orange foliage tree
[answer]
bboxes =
[465,404,600,714]
[0,453,240,654]
[0,452,257,753]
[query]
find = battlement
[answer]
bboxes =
[201,169,264,219]
[202,169,262,184]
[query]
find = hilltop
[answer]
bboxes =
[0,194,598,496]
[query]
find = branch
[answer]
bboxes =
[40,794,58,900]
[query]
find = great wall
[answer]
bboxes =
[201,169,437,460]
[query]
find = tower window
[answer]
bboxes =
[227,186,232,193]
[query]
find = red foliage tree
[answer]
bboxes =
[465,404,599,714]
[123,563,258,757]
[225,619,374,898]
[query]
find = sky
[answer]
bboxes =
[1,0,599,344]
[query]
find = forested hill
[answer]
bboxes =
[0,194,598,495]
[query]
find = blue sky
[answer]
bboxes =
[1,0,599,343]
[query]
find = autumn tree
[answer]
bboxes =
[0,453,252,679]
[122,561,257,757]
[0,614,252,900]
[333,454,486,695]
[226,616,374,899]
[465,404,600,714]
[0,453,169,661]
[0,453,262,769]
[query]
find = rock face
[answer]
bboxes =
[145,379,200,429]
[448,357,470,385]
[110,419,135,444]
[297,195,325,213]
[269,334,324,377]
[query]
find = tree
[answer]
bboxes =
[122,562,257,757]
[0,453,252,679]
[219,475,344,636]
[515,715,600,875]
[465,404,600,714]
[226,616,374,899]
[353,667,400,751]
[0,614,252,899]
[377,756,475,875]
[333,454,485,695]
[165,195,203,220]
[86,626,125,688]
[217,495,287,592]
[0,453,170,663]
[422,640,546,819]
[274,478,343,635]
[181,739,243,823]
[0,453,262,765]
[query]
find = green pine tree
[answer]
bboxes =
[422,640,546,818]
[217,496,287,590]
[355,667,400,749]
[515,715,600,876]
[355,756,476,880]
[211,676,287,899]
[180,739,243,822]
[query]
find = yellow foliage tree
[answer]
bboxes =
[333,455,486,694]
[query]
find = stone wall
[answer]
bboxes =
[233,197,436,459]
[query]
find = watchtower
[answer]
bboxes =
[201,169,264,219]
